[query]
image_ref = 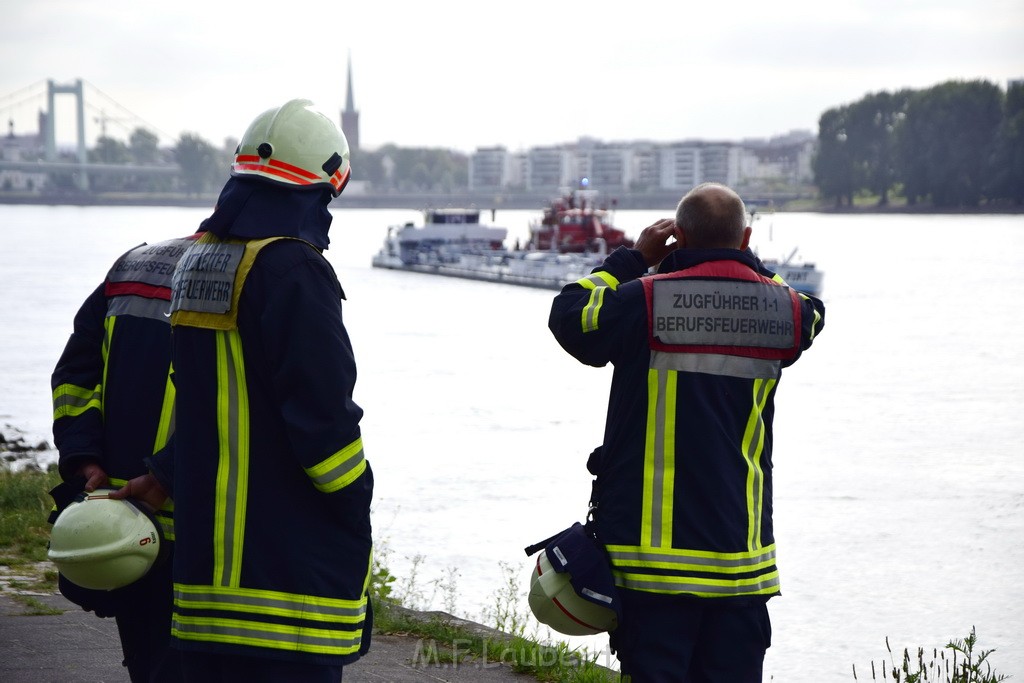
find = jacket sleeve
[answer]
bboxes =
[51,283,107,481]
[260,252,367,496]
[548,246,650,368]
[797,292,826,352]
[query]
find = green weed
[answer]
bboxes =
[853,627,1009,682]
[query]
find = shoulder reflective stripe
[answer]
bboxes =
[306,438,366,493]
[650,350,782,379]
[213,330,250,588]
[577,271,620,291]
[742,378,775,551]
[52,383,102,419]
[641,368,676,548]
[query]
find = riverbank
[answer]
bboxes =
[0,455,618,682]
[2,191,1021,213]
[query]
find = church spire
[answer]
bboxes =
[345,52,355,112]
[341,52,360,152]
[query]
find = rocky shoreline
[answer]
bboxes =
[0,427,54,471]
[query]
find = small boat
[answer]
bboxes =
[760,248,824,297]
[371,184,630,290]
[750,208,824,297]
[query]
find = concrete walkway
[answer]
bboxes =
[0,592,541,682]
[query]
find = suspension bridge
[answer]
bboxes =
[1,79,181,191]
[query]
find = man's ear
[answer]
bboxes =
[674,224,686,248]
[740,226,752,250]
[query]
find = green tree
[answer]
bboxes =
[89,136,130,164]
[845,90,910,206]
[174,132,222,196]
[991,81,1024,204]
[814,106,856,207]
[896,80,1003,208]
[128,128,160,165]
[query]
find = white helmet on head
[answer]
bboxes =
[47,489,163,591]
[526,522,620,636]
[231,99,351,197]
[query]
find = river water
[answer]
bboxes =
[1,204,1021,681]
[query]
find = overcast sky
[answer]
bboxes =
[2,0,1021,153]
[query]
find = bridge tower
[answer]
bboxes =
[45,78,88,190]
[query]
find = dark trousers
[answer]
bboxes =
[112,559,182,682]
[611,589,772,683]
[180,651,343,682]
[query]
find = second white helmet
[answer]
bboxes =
[47,489,163,591]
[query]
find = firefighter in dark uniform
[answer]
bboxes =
[548,183,826,682]
[51,233,198,681]
[116,99,372,682]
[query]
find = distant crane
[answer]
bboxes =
[93,109,134,138]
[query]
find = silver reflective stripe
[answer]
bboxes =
[650,350,781,379]
[581,285,605,333]
[307,442,365,493]
[172,616,362,651]
[106,295,172,323]
[52,386,102,415]
[175,587,366,620]
[608,545,776,569]
[645,369,672,547]
[214,331,248,588]
[616,572,780,595]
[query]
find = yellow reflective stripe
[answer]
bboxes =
[306,438,366,493]
[580,285,605,333]
[153,371,175,454]
[641,368,676,548]
[173,583,367,656]
[741,378,775,551]
[612,568,780,596]
[214,330,249,587]
[579,271,619,290]
[174,584,366,620]
[172,615,362,656]
[101,317,113,413]
[52,383,102,419]
[803,293,823,341]
[577,271,619,334]
[606,544,777,571]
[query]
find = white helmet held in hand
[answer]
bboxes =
[47,489,163,591]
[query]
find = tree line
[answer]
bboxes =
[41,77,1024,207]
[813,79,1024,208]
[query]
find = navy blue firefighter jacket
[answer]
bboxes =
[548,245,825,601]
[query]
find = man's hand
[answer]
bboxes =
[109,473,169,512]
[633,218,681,267]
[76,461,110,493]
